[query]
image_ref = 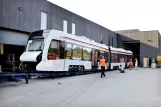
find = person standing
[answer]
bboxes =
[135,58,138,70]
[99,56,107,78]
[119,65,125,73]
[129,59,133,70]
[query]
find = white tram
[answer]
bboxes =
[20,29,133,72]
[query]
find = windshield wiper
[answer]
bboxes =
[29,50,36,51]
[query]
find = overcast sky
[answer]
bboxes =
[48,0,161,32]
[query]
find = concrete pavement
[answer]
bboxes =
[0,68,161,107]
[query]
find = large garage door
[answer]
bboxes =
[0,29,29,46]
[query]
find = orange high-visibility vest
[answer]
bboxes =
[129,60,133,67]
[100,58,106,66]
[115,58,118,63]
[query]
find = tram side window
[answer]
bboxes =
[48,40,60,60]
[83,47,92,61]
[99,51,104,57]
[126,55,129,62]
[115,54,119,63]
[104,52,109,63]
[117,54,120,62]
[124,55,127,62]
[72,45,82,60]
[127,55,132,61]
[111,53,119,63]
[97,51,104,62]
[119,54,125,62]
[111,53,116,63]
[65,43,72,59]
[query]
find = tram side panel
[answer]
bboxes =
[36,35,65,71]
[36,31,94,72]
[64,60,92,71]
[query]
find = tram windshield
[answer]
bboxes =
[27,39,44,51]
[27,30,46,52]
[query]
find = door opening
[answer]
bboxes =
[0,44,25,72]
[123,41,140,66]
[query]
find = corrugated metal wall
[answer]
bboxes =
[117,30,160,67]
[117,30,159,49]
[0,0,117,47]
[140,43,158,67]
[0,0,46,32]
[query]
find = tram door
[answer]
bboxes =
[92,50,98,69]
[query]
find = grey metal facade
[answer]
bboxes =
[0,0,117,47]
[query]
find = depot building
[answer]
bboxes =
[0,0,161,71]
[116,29,161,67]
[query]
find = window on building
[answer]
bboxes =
[0,44,4,55]
[108,37,110,46]
[63,20,68,33]
[41,12,47,30]
[101,33,103,44]
[48,40,60,60]
[112,37,113,46]
[65,43,72,59]
[72,23,75,35]
[83,47,92,61]
[72,45,82,60]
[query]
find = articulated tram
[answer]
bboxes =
[19,29,133,72]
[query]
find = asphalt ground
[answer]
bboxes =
[0,68,161,107]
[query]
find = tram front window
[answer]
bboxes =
[27,39,44,51]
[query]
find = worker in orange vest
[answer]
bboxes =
[129,59,133,70]
[115,56,118,63]
[99,56,107,78]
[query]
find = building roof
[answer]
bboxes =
[115,29,140,33]
[116,29,160,34]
